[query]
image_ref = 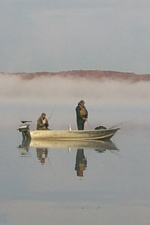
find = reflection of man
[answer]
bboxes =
[36,148,48,164]
[75,149,87,177]
[76,100,88,130]
[37,113,49,130]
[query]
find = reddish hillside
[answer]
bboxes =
[1,70,150,82]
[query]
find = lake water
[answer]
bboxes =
[0,74,150,225]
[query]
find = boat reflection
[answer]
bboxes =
[18,139,118,169]
[29,139,118,151]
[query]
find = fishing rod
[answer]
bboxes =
[87,118,135,130]
[47,154,56,175]
[109,118,136,129]
[48,105,56,121]
[87,120,93,129]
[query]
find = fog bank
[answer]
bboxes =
[0,74,149,128]
[0,74,149,106]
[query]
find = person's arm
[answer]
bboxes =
[45,118,49,129]
[37,118,45,129]
[85,108,88,119]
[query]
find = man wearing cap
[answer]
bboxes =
[37,113,49,130]
[76,100,88,130]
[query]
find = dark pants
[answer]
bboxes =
[77,121,84,130]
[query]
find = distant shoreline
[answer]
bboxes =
[0,70,150,82]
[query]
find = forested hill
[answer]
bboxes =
[1,70,150,82]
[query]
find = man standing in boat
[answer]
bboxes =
[76,100,88,130]
[37,113,49,130]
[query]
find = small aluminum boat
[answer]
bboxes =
[18,123,119,141]
[29,128,119,140]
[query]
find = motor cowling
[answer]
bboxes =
[18,124,30,141]
[18,124,30,132]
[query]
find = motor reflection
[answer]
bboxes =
[18,138,30,157]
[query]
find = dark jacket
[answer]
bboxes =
[76,105,88,123]
[37,117,49,130]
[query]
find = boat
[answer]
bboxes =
[29,129,119,140]
[18,123,119,141]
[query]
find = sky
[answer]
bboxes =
[0,0,150,74]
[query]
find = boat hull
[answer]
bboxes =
[29,128,119,141]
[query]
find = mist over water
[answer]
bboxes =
[0,74,149,129]
[1,74,150,102]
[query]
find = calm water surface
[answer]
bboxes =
[0,76,150,225]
